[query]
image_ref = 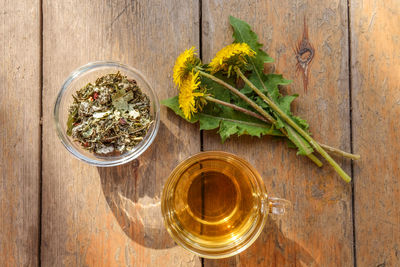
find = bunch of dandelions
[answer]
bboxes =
[169,43,359,183]
[173,44,256,119]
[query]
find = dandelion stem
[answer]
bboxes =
[204,96,323,167]
[320,144,360,160]
[198,68,357,165]
[197,69,276,123]
[204,96,267,122]
[199,71,323,167]
[306,153,324,167]
[235,67,351,183]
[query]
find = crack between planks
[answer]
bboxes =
[199,0,204,153]
[198,1,205,267]
[347,0,357,266]
[38,0,43,265]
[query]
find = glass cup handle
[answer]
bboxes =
[265,195,291,216]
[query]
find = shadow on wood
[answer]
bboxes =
[206,218,317,266]
[97,121,181,250]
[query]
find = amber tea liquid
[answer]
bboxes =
[172,158,261,246]
[162,151,289,258]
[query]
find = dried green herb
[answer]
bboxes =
[67,72,153,155]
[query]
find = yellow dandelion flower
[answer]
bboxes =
[173,47,199,87]
[179,71,204,119]
[208,43,256,74]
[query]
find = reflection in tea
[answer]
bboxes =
[172,159,261,246]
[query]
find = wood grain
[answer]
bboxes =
[42,0,201,266]
[4,0,398,265]
[0,0,41,266]
[351,0,400,265]
[202,0,353,266]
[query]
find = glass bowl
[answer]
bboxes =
[54,61,160,167]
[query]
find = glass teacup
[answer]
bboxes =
[161,151,290,259]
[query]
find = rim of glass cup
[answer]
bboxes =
[54,61,160,167]
[161,151,269,259]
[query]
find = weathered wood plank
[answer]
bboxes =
[0,0,41,266]
[351,0,400,265]
[42,1,201,266]
[202,0,353,266]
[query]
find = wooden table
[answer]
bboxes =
[1,0,399,266]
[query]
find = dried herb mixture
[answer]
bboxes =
[67,72,153,155]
